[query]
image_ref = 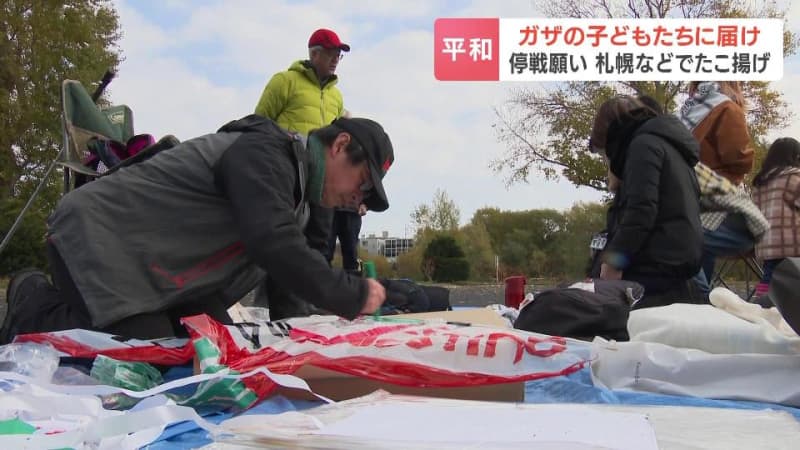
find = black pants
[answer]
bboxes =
[326,210,362,272]
[253,274,319,321]
[13,242,232,340]
[626,273,706,310]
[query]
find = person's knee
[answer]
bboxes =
[1,270,65,343]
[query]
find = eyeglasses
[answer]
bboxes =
[322,48,344,61]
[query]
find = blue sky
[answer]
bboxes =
[109,0,800,238]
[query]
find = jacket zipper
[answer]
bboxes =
[320,89,325,124]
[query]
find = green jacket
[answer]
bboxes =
[254,60,344,135]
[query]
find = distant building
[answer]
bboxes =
[360,231,414,261]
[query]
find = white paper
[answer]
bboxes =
[315,404,658,450]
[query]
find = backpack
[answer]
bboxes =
[513,279,643,341]
[73,134,179,188]
[380,279,431,314]
[421,285,451,311]
[377,279,452,314]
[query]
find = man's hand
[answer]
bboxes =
[358,203,367,216]
[600,263,623,281]
[359,278,386,314]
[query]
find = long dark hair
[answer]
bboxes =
[753,137,800,187]
[637,95,664,115]
[590,95,659,150]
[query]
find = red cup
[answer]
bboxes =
[504,276,527,309]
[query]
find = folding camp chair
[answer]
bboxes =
[0,71,178,256]
[710,252,764,301]
[59,75,134,191]
[61,78,180,189]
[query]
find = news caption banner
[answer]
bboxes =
[434,18,783,81]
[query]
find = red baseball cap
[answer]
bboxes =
[308,28,350,52]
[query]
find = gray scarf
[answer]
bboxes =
[679,82,732,131]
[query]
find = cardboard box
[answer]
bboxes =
[393,308,511,328]
[276,365,524,402]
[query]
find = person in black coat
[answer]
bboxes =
[1,116,395,342]
[589,96,704,309]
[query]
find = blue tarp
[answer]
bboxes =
[143,365,800,449]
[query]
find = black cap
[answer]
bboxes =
[331,117,394,212]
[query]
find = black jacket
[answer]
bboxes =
[215,116,365,318]
[602,113,702,279]
[50,115,366,327]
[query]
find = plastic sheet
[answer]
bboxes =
[0,343,60,384]
[91,355,164,390]
[628,290,800,355]
[591,337,800,407]
[15,328,193,365]
[210,391,800,450]
[90,355,166,409]
[184,313,589,410]
[0,366,323,449]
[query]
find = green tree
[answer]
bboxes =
[492,0,798,191]
[499,229,535,274]
[469,207,505,249]
[1,1,122,205]
[470,207,567,277]
[422,235,470,282]
[0,197,47,274]
[553,202,608,279]
[395,247,424,280]
[411,189,460,233]
[457,222,496,281]
[395,227,439,280]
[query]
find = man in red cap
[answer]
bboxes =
[254,28,350,135]
[254,28,363,318]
